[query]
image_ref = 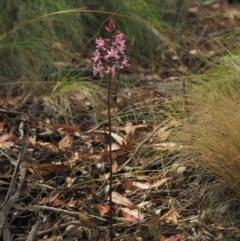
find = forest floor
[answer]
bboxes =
[0,1,240,241]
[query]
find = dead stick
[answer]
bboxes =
[0,122,29,238]
[14,205,107,222]
[26,215,47,241]
[0,167,27,238]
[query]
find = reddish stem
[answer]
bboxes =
[108,70,113,241]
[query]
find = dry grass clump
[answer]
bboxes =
[188,52,240,196]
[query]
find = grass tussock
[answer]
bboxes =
[188,48,240,195]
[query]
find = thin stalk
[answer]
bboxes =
[108,71,113,241]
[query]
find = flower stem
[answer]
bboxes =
[108,71,113,241]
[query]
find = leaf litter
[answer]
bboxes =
[0,95,189,241]
[0,85,238,241]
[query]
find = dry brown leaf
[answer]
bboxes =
[154,119,177,141]
[52,198,74,211]
[33,164,71,174]
[97,204,110,216]
[109,132,127,145]
[125,122,148,137]
[54,124,80,133]
[97,130,127,145]
[125,179,138,191]
[67,199,77,208]
[125,121,133,135]
[67,151,79,168]
[132,181,151,190]
[109,142,121,151]
[58,134,72,148]
[151,178,170,189]
[172,211,180,225]
[112,160,118,172]
[159,235,165,241]
[161,234,183,241]
[93,133,105,143]
[132,124,148,134]
[111,191,138,209]
[66,176,73,187]
[120,207,144,223]
[114,143,133,157]
[159,206,180,225]
[34,141,57,151]
[28,136,36,145]
[0,122,6,131]
[137,200,153,209]
[38,192,61,205]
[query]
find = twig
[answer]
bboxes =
[36,220,81,237]
[13,205,107,222]
[0,167,27,238]
[26,214,47,241]
[3,136,28,203]
[0,122,29,238]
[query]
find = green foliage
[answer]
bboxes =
[0,0,175,83]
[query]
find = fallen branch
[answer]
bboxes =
[13,204,107,222]
[26,214,47,241]
[0,123,29,238]
[0,167,27,238]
